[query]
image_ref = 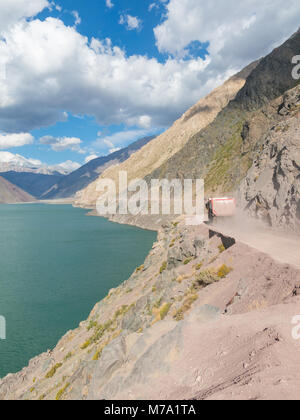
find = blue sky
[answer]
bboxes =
[14,0,172,167]
[0,0,299,172]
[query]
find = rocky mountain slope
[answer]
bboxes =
[43,137,155,199]
[0,171,63,199]
[75,62,258,207]
[0,176,35,203]
[146,32,300,194]
[1,220,300,400]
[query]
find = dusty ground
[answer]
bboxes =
[211,215,300,269]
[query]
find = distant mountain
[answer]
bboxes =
[0,176,35,203]
[0,171,63,198]
[0,152,80,175]
[42,136,155,199]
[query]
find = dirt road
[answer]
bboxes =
[211,217,300,269]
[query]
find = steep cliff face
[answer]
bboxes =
[238,86,300,231]
[75,62,257,208]
[1,220,300,400]
[0,176,35,203]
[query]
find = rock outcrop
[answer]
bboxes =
[238,86,300,231]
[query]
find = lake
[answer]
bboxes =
[0,204,156,379]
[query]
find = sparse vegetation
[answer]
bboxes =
[45,363,63,379]
[136,265,144,273]
[174,295,198,321]
[160,303,172,320]
[159,261,167,274]
[195,262,203,270]
[218,244,226,253]
[55,383,70,400]
[196,269,219,287]
[217,264,233,278]
[64,352,72,361]
[87,320,97,331]
[81,339,91,350]
[183,257,193,265]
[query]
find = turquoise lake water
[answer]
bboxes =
[0,204,156,379]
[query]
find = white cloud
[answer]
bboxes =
[71,11,81,26]
[119,14,142,31]
[0,0,299,136]
[105,0,114,9]
[0,133,34,149]
[40,135,85,153]
[84,154,99,163]
[0,0,49,34]
[154,0,300,70]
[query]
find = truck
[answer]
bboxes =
[206,197,236,223]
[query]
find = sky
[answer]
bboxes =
[0,0,300,173]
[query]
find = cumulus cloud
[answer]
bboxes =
[154,0,300,70]
[0,0,49,34]
[0,0,300,136]
[0,133,34,149]
[0,17,209,132]
[39,135,85,153]
[119,14,142,31]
